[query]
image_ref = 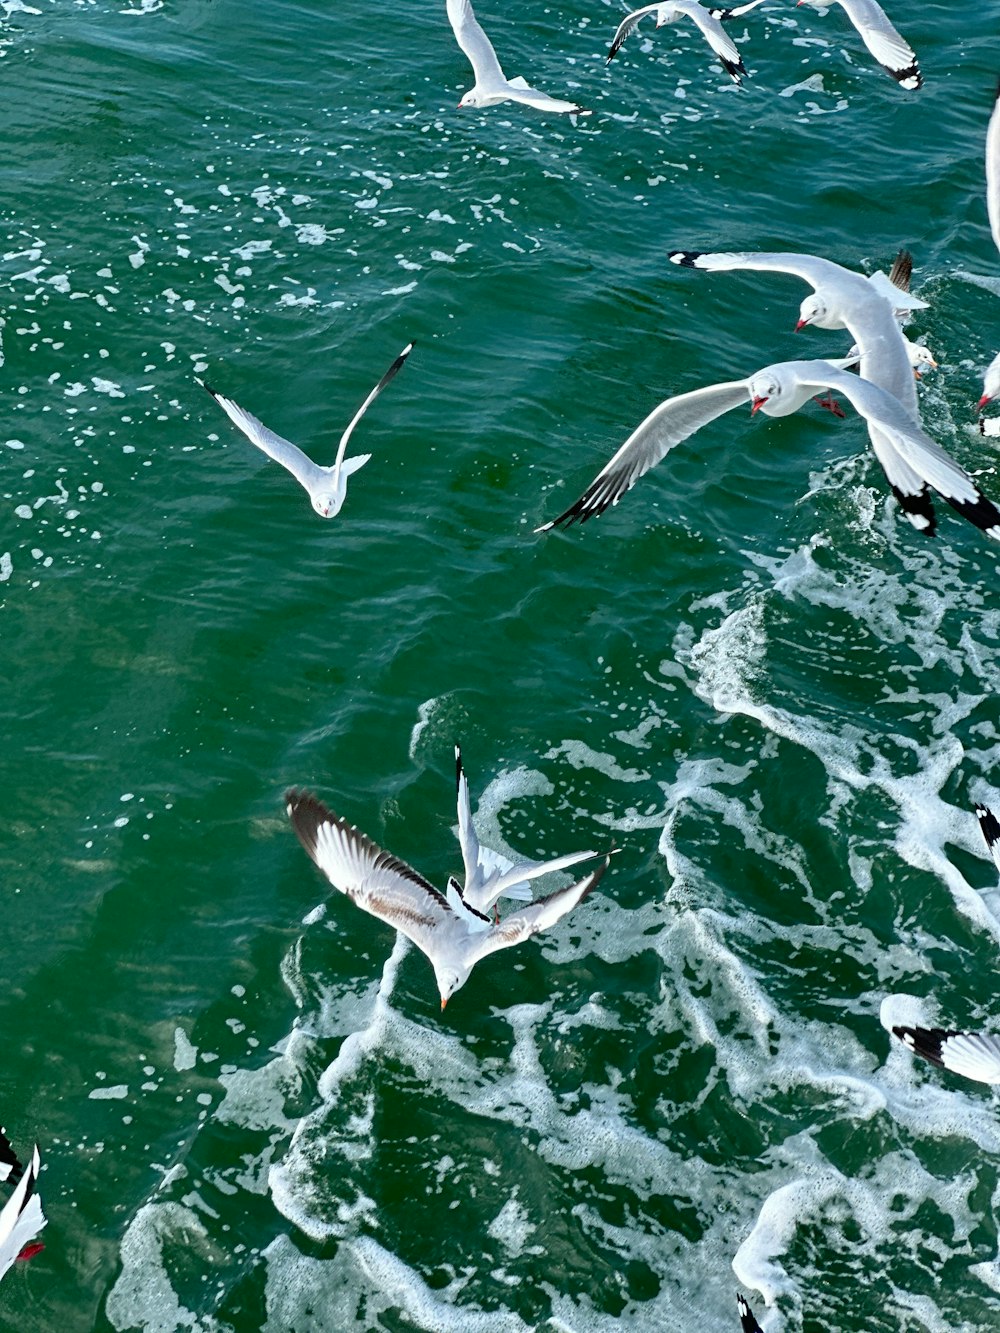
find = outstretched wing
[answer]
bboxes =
[470,856,611,961]
[833,0,921,89]
[332,343,413,480]
[818,367,1000,540]
[607,5,662,63]
[286,790,455,951]
[454,745,482,892]
[537,378,749,529]
[988,83,1000,257]
[673,0,745,83]
[893,1027,1000,1085]
[204,384,325,493]
[446,0,506,84]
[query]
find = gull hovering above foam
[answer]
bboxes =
[980,85,1000,412]
[795,0,921,90]
[446,0,589,115]
[203,343,413,518]
[892,1027,1000,1085]
[975,802,1000,874]
[0,1133,45,1281]
[668,248,949,531]
[453,745,603,915]
[607,0,767,86]
[536,358,1000,542]
[737,1294,764,1333]
[286,789,611,1009]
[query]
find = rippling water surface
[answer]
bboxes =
[3,1,1000,1329]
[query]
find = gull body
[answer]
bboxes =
[607,0,767,85]
[537,358,1000,542]
[795,0,921,90]
[454,745,603,914]
[286,789,610,1008]
[204,343,413,518]
[446,0,589,114]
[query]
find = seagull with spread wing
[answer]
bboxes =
[204,343,413,518]
[286,788,611,1009]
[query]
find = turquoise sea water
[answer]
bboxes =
[3,1,1000,1329]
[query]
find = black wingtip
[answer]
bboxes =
[454,743,464,794]
[736,1292,764,1333]
[976,802,1000,850]
[892,1025,957,1070]
[0,1128,25,1187]
[668,250,704,267]
[888,62,922,91]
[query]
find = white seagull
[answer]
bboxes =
[892,1026,1000,1085]
[975,802,1000,874]
[607,0,768,86]
[204,343,413,518]
[980,84,1000,411]
[737,1294,764,1333]
[0,1133,45,1281]
[536,358,1000,541]
[795,0,921,90]
[446,0,589,115]
[667,248,950,530]
[453,745,603,915]
[286,789,611,1009]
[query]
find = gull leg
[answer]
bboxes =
[813,394,846,419]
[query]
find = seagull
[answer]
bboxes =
[892,1027,1000,1085]
[606,0,768,86]
[203,343,413,518]
[536,358,1000,541]
[286,789,611,1009]
[453,745,603,915]
[668,248,949,531]
[980,84,1000,411]
[737,1294,764,1333]
[0,1133,45,1281]
[975,802,1000,874]
[446,0,589,115]
[795,0,921,91]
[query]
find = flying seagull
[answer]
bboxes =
[204,343,413,517]
[0,1133,45,1282]
[667,248,948,531]
[892,1027,1000,1086]
[446,0,590,114]
[453,745,603,915]
[536,358,1000,541]
[795,0,921,90]
[607,0,768,86]
[286,789,611,1008]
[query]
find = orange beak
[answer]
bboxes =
[440,997,448,1011]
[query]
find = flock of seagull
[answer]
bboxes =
[4,1,1000,1325]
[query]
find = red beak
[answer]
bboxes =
[751,396,767,415]
[794,318,807,331]
[17,1243,44,1263]
[979,393,993,410]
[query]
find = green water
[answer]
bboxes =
[3,1,1000,1329]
